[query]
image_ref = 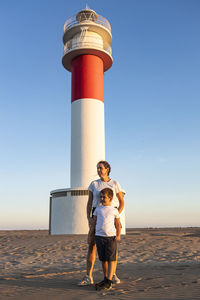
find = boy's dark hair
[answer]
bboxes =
[97,161,111,175]
[100,188,113,199]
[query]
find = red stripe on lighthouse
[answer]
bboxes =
[71,55,104,103]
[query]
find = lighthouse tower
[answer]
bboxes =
[62,7,112,189]
[50,8,124,234]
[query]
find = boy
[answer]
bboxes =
[92,188,121,290]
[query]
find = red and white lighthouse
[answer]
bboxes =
[49,8,113,234]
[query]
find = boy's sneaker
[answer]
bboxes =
[78,275,94,286]
[95,278,106,288]
[103,279,112,290]
[95,278,112,290]
[112,273,120,284]
[95,277,107,290]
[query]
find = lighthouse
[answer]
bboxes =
[49,7,124,234]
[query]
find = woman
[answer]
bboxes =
[78,160,124,285]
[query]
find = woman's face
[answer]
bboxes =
[97,163,109,178]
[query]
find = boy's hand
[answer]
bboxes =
[115,235,120,242]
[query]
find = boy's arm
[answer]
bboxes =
[114,217,121,242]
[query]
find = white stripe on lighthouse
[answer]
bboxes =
[71,98,105,188]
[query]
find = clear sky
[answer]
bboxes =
[0,0,199,229]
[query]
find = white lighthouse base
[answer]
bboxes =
[49,188,89,234]
[49,188,126,235]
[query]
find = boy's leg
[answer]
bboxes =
[95,237,117,290]
[96,261,114,290]
[95,237,108,290]
[106,237,117,281]
[102,261,108,278]
[107,260,116,280]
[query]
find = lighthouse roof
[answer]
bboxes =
[63,9,111,33]
[76,6,98,23]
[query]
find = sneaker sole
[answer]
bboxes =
[78,279,94,286]
[104,285,112,290]
[95,283,112,290]
[78,283,93,286]
[113,280,120,284]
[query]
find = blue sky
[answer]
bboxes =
[0,0,199,229]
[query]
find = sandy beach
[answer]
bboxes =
[0,228,200,299]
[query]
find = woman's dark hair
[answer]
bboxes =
[97,160,111,175]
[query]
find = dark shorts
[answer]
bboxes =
[95,236,117,261]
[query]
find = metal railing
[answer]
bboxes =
[64,13,111,33]
[63,39,112,56]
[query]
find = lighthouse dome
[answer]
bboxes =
[76,7,98,23]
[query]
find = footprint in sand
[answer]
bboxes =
[181,282,189,286]
[192,280,198,284]
[163,285,171,289]
[151,285,162,289]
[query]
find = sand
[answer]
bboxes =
[0,228,200,299]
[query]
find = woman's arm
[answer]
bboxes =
[116,191,124,214]
[87,191,93,224]
[87,216,97,245]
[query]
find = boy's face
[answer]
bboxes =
[100,193,112,206]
